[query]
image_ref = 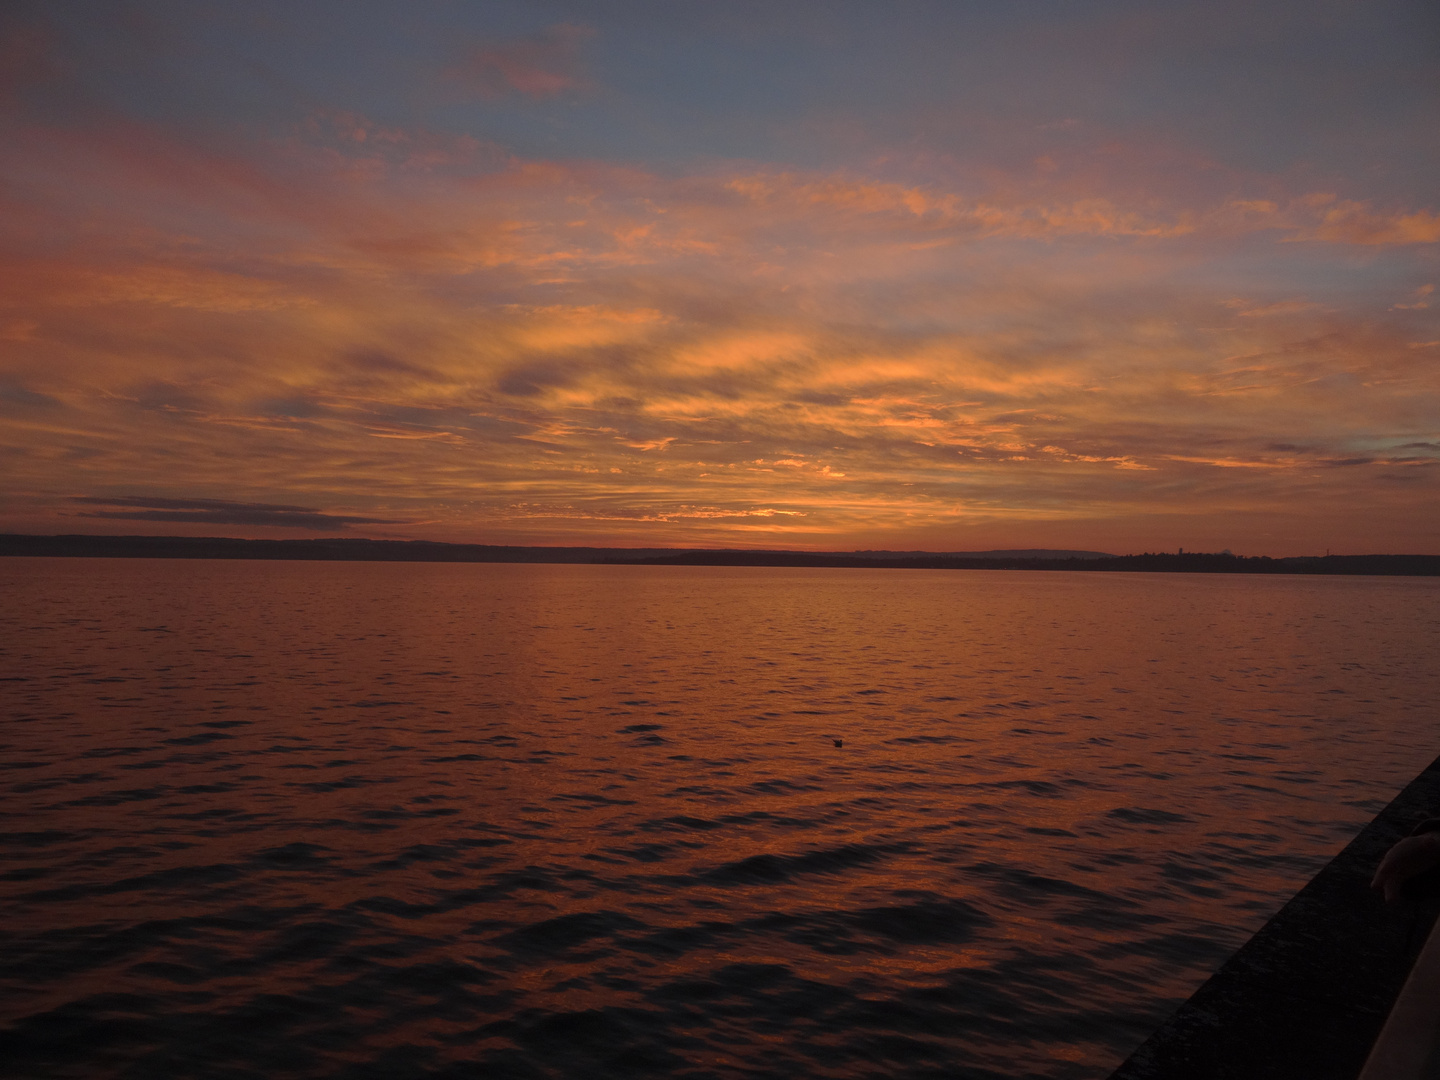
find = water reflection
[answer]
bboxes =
[2,560,1438,1078]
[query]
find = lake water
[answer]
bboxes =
[3,558,1440,1079]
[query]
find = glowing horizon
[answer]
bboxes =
[2,2,1437,555]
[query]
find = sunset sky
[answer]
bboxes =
[2,0,1437,553]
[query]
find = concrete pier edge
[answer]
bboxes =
[1108,752,1440,1080]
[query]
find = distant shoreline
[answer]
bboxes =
[3,534,1438,575]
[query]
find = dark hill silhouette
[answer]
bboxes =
[2,535,1437,575]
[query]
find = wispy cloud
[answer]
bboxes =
[0,4,1436,553]
[444,24,594,99]
[71,497,409,531]
[1291,197,1440,246]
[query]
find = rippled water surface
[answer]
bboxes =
[3,558,1440,1079]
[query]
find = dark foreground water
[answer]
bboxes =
[3,559,1440,1080]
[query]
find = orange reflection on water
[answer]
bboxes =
[3,559,1439,1077]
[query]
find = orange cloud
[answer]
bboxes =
[1393,285,1434,311]
[1294,198,1440,246]
[1,105,1437,552]
[724,173,1198,240]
